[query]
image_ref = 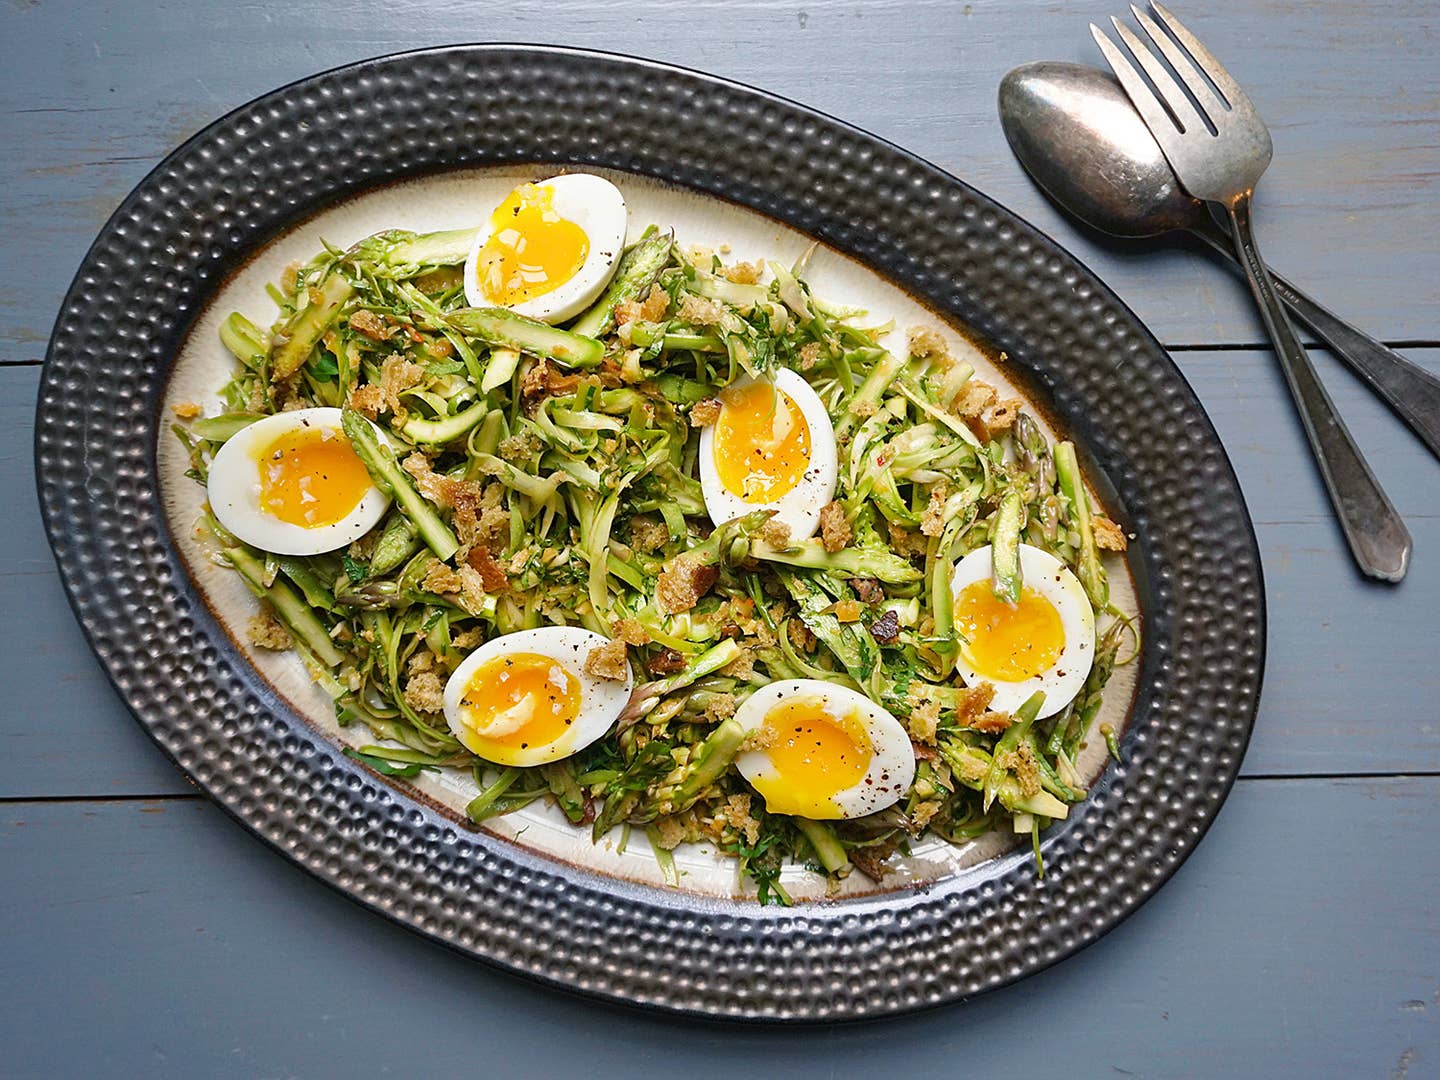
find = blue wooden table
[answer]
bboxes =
[3,2,1437,1075]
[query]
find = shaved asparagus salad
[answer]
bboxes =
[175,177,1136,903]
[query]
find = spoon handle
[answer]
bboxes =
[1192,216,1440,462]
[1222,195,1410,582]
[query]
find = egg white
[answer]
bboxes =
[697,368,839,540]
[442,626,634,768]
[733,679,916,820]
[206,407,390,556]
[950,543,1095,718]
[462,173,627,324]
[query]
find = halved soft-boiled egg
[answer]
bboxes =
[443,626,633,768]
[733,680,915,820]
[697,369,838,539]
[462,173,627,324]
[207,407,390,556]
[950,543,1095,718]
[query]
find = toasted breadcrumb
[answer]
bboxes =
[907,325,949,360]
[628,516,671,554]
[677,293,725,327]
[758,517,792,549]
[656,555,718,615]
[171,401,203,419]
[375,353,426,418]
[849,397,878,418]
[1012,742,1042,797]
[347,383,384,419]
[920,484,950,538]
[740,727,776,756]
[246,610,292,650]
[952,379,997,418]
[888,522,930,558]
[787,618,817,653]
[907,698,941,745]
[720,259,763,285]
[1093,515,1128,551]
[722,793,761,845]
[704,693,739,724]
[639,284,669,321]
[348,309,389,342]
[911,800,943,830]
[421,561,464,596]
[970,711,1012,735]
[798,341,824,370]
[401,453,482,512]
[519,358,580,400]
[406,650,436,675]
[689,398,722,427]
[611,618,651,647]
[953,683,997,728]
[497,433,541,460]
[613,298,643,326]
[818,501,851,553]
[465,546,508,593]
[403,670,446,714]
[583,639,631,682]
[721,646,755,680]
[983,398,1024,435]
[454,565,491,615]
[652,815,687,850]
[451,627,485,650]
[279,261,301,296]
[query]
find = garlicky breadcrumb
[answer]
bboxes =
[583,639,631,681]
[818,501,851,553]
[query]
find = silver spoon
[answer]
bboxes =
[998,60,1440,464]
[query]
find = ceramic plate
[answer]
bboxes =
[36,46,1263,1020]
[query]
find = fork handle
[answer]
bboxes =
[1191,216,1440,463]
[1224,195,1411,582]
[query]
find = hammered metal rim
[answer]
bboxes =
[35,45,1263,1022]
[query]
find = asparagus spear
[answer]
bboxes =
[990,489,1024,604]
[570,228,673,338]
[1054,441,1107,608]
[448,307,605,367]
[369,512,420,576]
[341,407,459,561]
[271,270,353,381]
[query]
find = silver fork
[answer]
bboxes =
[1092,3,1411,582]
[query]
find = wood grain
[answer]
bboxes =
[0,0,1436,360]
[2,781,1434,1078]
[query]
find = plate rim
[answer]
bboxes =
[35,43,1265,1022]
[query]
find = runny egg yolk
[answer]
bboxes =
[750,699,871,820]
[712,381,812,502]
[954,579,1066,682]
[476,183,590,306]
[256,424,372,529]
[455,652,581,762]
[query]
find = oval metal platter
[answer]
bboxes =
[35,46,1263,1021]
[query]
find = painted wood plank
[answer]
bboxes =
[1,367,202,797]
[0,0,1436,362]
[7,347,1440,796]
[1,780,1434,1078]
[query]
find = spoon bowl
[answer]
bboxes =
[998,60,1202,238]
